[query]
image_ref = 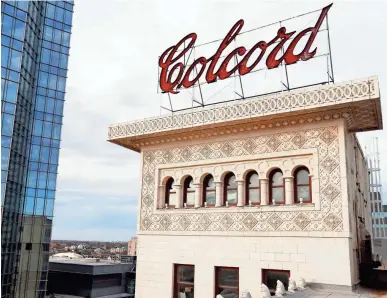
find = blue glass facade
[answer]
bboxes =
[373,212,387,229]
[1,1,73,297]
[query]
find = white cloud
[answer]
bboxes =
[53,0,387,241]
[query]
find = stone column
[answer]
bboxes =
[284,176,294,205]
[237,181,244,207]
[260,178,269,206]
[215,182,222,207]
[174,184,182,209]
[158,185,164,209]
[194,183,201,208]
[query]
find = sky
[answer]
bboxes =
[51,0,387,241]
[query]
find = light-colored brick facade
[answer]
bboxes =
[108,77,382,297]
[136,235,352,298]
[127,237,137,256]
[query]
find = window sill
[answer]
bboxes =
[156,203,316,213]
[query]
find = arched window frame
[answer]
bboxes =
[183,176,195,207]
[165,177,176,208]
[293,167,312,203]
[245,171,260,206]
[202,174,215,207]
[223,172,237,206]
[269,169,285,205]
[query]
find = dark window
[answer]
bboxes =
[183,176,195,207]
[215,267,239,298]
[25,243,32,250]
[165,177,176,208]
[294,167,311,203]
[203,174,215,207]
[174,264,194,298]
[262,269,290,294]
[246,171,260,205]
[269,169,284,204]
[224,172,237,206]
[42,243,50,251]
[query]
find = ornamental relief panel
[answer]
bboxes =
[140,126,342,233]
[158,154,315,186]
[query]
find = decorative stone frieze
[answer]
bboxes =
[139,125,343,233]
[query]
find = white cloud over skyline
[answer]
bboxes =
[51,0,387,241]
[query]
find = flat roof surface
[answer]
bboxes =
[97,294,132,298]
[49,259,135,275]
[45,295,83,298]
[290,287,387,298]
[46,295,132,298]
[49,259,124,266]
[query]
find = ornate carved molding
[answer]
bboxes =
[108,77,381,151]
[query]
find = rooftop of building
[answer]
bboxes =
[50,252,84,260]
[288,286,387,298]
[46,294,132,298]
[49,256,135,266]
[49,256,136,275]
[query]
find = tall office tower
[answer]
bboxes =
[366,137,387,259]
[1,1,73,297]
[367,138,386,240]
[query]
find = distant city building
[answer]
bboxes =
[367,138,386,260]
[47,258,136,297]
[110,247,125,254]
[1,1,74,297]
[94,248,105,254]
[371,195,387,238]
[127,237,137,256]
[371,203,387,260]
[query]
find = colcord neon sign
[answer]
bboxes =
[159,4,332,94]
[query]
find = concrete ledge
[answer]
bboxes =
[308,282,356,294]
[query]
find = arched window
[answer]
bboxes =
[294,167,311,203]
[165,178,176,208]
[183,176,195,207]
[246,171,260,205]
[203,174,216,207]
[269,169,284,204]
[224,172,237,206]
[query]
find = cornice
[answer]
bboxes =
[109,110,349,152]
[108,76,382,152]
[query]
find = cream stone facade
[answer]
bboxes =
[108,77,382,298]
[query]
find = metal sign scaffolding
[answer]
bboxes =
[158,4,335,114]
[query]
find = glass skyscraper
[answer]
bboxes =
[1,1,73,297]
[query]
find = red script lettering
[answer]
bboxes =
[158,4,332,94]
